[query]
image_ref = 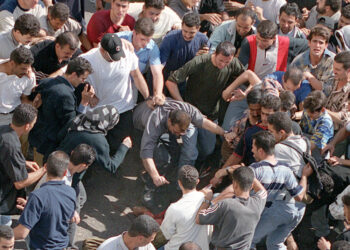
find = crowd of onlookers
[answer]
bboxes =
[0,0,350,249]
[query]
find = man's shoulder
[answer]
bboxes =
[163,29,182,40]
[31,40,54,55]
[0,0,17,13]
[0,126,18,148]
[90,9,110,22]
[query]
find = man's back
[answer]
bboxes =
[198,192,265,249]
[18,180,75,249]
[161,191,209,250]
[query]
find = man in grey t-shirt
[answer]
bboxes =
[133,98,225,187]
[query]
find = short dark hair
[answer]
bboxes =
[12,103,37,127]
[334,51,350,70]
[247,87,263,105]
[231,166,254,192]
[55,31,79,50]
[46,151,70,178]
[325,0,341,13]
[10,46,34,65]
[182,12,201,27]
[342,193,350,207]
[331,241,350,250]
[284,67,303,87]
[252,130,275,155]
[178,165,198,190]
[14,14,40,37]
[179,242,202,250]
[49,2,70,22]
[0,225,13,240]
[308,25,331,43]
[215,41,235,56]
[235,7,255,22]
[134,17,154,37]
[257,20,278,39]
[279,2,301,18]
[319,171,334,197]
[341,4,350,19]
[279,90,296,112]
[260,94,281,111]
[66,57,93,77]
[70,144,96,166]
[169,110,191,129]
[144,0,165,10]
[303,90,326,113]
[268,111,292,134]
[128,215,160,238]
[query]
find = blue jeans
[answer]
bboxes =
[0,215,11,226]
[222,99,248,131]
[252,201,305,250]
[176,123,217,167]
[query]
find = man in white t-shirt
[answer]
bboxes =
[0,46,36,125]
[0,0,47,32]
[127,0,181,46]
[80,33,150,155]
[160,165,210,250]
[98,215,159,250]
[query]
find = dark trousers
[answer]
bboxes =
[106,110,133,155]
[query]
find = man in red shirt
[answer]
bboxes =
[87,0,135,47]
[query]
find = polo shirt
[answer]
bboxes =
[116,31,161,73]
[30,40,81,76]
[263,71,312,106]
[80,47,138,113]
[0,30,24,59]
[168,54,244,120]
[127,3,182,46]
[0,125,27,215]
[0,59,36,113]
[97,233,155,250]
[249,160,303,202]
[19,180,76,250]
[87,10,135,45]
[160,30,209,81]
[39,16,82,37]
[133,99,204,159]
[234,124,266,166]
[0,0,47,32]
[291,48,335,89]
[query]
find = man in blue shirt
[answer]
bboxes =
[117,17,164,101]
[160,12,208,95]
[13,151,76,250]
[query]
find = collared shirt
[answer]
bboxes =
[291,48,335,88]
[116,31,161,73]
[0,59,36,113]
[39,16,82,37]
[0,30,22,59]
[97,233,155,250]
[278,26,306,39]
[325,80,350,130]
[300,111,334,149]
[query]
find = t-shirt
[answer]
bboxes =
[127,3,182,46]
[0,59,36,113]
[168,54,244,120]
[275,135,308,178]
[80,47,139,113]
[160,30,209,81]
[198,190,267,249]
[97,233,155,250]
[245,0,286,23]
[133,99,204,159]
[87,10,135,45]
[168,0,198,18]
[39,16,82,37]
[0,125,27,215]
[0,30,27,59]
[19,181,76,249]
[161,191,209,250]
[0,0,47,32]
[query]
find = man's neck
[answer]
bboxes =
[182,188,196,195]
[10,123,23,138]
[11,30,20,44]
[234,189,250,199]
[63,74,76,88]
[123,232,138,250]
[309,52,323,66]
[261,154,277,165]
[0,61,13,75]
[46,176,63,182]
[17,0,30,10]
[67,162,76,175]
[110,12,124,26]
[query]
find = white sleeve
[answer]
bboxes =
[22,74,36,96]
[329,185,350,220]
[130,52,139,71]
[0,11,14,33]
[160,205,177,240]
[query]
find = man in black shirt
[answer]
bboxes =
[0,104,46,225]
[30,31,81,81]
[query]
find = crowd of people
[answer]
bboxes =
[0,0,350,249]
